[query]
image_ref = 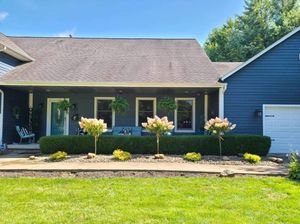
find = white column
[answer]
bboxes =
[29,92,33,108]
[218,85,227,119]
[204,93,208,122]
[28,92,33,133]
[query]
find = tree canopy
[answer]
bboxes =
[204,0,300,62]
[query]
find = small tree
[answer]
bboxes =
[204,117,236,156]
[79,117,107,155]
[142,116,174,157]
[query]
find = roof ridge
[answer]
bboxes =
[9,36,197,41]
[213,62,243,63]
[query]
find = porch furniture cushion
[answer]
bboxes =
[118,128,132,136]
[112,127,142,136]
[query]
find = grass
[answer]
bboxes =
[0,177,299,224]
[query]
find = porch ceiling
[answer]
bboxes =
[3,86,219,94]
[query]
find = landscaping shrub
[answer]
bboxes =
[183,152,201,162]
[243,153,261,164]
[288,153,300,180]
[113,149,131,161]
[40,134,271,156]
[49,151,67,161]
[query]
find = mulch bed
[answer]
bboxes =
[0,170,267,178]
[42,154,287,166]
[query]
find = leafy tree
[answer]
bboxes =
[204,0,300,62]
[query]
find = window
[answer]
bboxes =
[136,97,156,126]
[94,97,115,129]
[175,98,195,132]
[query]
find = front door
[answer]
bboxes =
[46,98,69,136]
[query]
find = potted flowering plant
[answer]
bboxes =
[204,117,236,156]
[158,97,177,113]
[57,99,72,112]
[109,97,129,113]
[142,116,174,159]
[79,117,107,155]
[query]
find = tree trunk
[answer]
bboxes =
[218,136,222,156]
[156,133,160,154]
[94,136,98,155]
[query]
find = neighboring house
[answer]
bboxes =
[0,26,299,153]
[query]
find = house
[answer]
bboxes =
[0,26,299,153]
[0,34,230,144]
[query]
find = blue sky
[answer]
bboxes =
[0,0,245,44]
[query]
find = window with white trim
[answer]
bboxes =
[136,97,156,126]
[175,98,195,132]
[94,97,115,129]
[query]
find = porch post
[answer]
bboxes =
[218,84,227,119]
[204,93,208,122]
[28,92,33,132]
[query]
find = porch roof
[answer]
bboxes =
[0,35,221,87]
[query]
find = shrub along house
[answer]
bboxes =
[1,26,300,153]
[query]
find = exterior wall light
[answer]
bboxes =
[255,109,262,117]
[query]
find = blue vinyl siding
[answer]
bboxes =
[32,90,218,138]
[223,30,300,134]
[0,52,21,76]
[1,87,28,143]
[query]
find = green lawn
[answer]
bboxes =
[0,177,299,224]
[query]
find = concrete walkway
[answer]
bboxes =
[0,153,288,176]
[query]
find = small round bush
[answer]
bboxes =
[113,149,131,161]
[183,152,201,162]
[243,153,261,164]
[288,153,300,180]
[49,151,67,161]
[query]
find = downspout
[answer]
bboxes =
[0,89,4,144]
[0,44,6,144]
[218,83,227,119]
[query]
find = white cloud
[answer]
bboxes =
[0,11,8,22]
[55,27,76,37]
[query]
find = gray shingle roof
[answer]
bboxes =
[0,35,221,86]
[213,62,243,78]
[0,33,33,61]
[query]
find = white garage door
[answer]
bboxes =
[263,105,300,153]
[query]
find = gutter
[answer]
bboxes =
[0,82,226,88]
[0,43,7,52]
[0,43,34,62]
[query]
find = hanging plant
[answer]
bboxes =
[158,97,177,112]
[57,99,72,113]
[12,106,21,120]
[109,97,129,113]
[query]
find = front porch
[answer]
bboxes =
[1,86,224,144]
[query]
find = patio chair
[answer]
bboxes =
[16,126,35,143]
